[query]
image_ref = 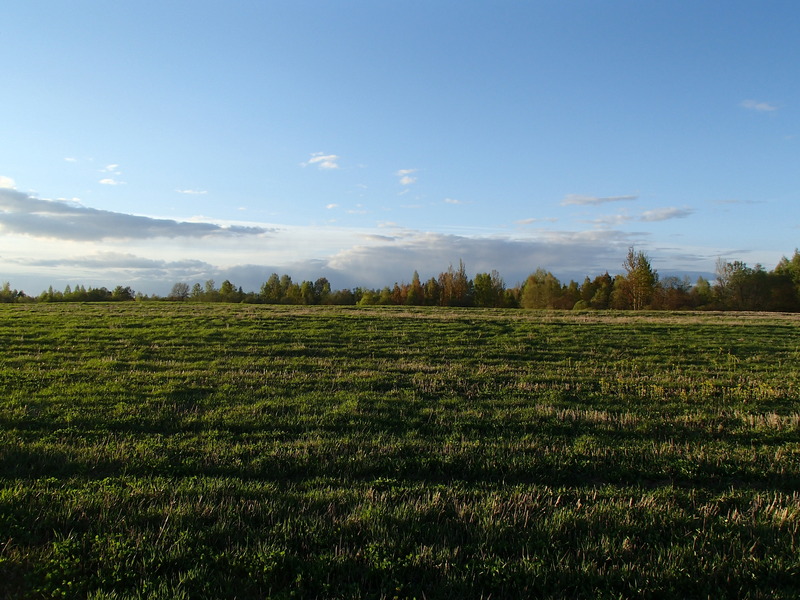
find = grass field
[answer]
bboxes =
[0,303,799,599]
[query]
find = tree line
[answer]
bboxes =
[4,248,800,312]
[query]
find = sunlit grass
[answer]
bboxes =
[0,304,799,598]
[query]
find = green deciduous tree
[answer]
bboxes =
[560,280,581,310]
[473,270,505,307]
[313,277,331,304]
[260,273,282,303]
[691,276,712,308]
[589,273,614,309]
[0,282,26,303]
[773,250,800,310]
[520,269,561,309]
[423,277,441,306]
[219,279,235,296]
[112,286,135,301]
[714,260,763,310]
[621,247,658,310]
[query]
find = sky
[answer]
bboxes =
[1,1,798,296]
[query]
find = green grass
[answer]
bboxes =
[1,304,799,598]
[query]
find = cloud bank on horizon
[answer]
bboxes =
[0,185,759,296]
[0,189,270,242]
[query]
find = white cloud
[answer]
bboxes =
[360,234,397,242]
[589,213,633,226]
[303,153,340,170]
[98,164,124,184]
[741,99,778,112]
[176,189,208,195]
[588,207,694,226]
[639,207,694,222]
[19,252,211,271]
[396,169,418,186]
[516,217,558,225]
[0,176,16,189]
[713,198,764,206]
[444,198,462,205]
[64,157,77,163]
[561,194,638,206]
[326,203,339,209]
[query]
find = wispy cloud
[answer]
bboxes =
[326,203,339,209]
[588,207,694,226]
[360,234,397,242]
[0,175,16,189]
[741,99,778,112]
[19,252,211,271]
[712,198,765,206]
[589,213,633,226]
[561,194,638,206]
[444,198,463,205]
[639,207,694,222]
[176,189,208,195]
[516,217,558,225]
[64,157,78,163]
[0,189,271,241]
[302,152,340,170]
[396,169,417,186]
[97,164,124,184]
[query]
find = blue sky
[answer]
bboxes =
[1,1,798,295]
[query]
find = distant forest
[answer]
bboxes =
[4,248,800,312]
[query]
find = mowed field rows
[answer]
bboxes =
[0,304,799,598]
